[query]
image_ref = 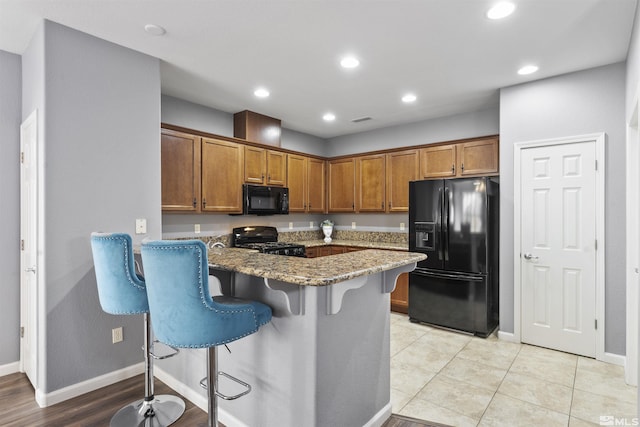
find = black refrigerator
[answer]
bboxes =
[408,177,499,337]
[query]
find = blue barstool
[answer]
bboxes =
[90,232,186,427]
[140,239,272,427]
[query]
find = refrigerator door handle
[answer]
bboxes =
[436,188,443,261]
[443,187,450,262]
[413,269,484,282]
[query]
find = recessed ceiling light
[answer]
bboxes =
[487,2,516,20]
[518,65,539,75]
[402,94,417,103]
[340,56,360,69]
[323,113,336,122]
[144,24,166,36]
[254,88,270,98]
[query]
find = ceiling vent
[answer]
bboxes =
[351,116,372,123]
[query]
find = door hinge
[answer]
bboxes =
[595,319,598,330]
[20,326,24,338]
[595,160,598,171]
[20,152,24,164]
[595,239,598,251]
[21,239,24,251]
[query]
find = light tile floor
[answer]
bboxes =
[390,312,638,427]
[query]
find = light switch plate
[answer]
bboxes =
[400,222,405,231]
[194,224,201,233]
[351,222,356,229]
[135,218,147,234]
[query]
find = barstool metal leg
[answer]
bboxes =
[109,313,186,427]
[207,346,219,427]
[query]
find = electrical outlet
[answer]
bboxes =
[310,221,314,228]
[112,327,123,344]
[289,222,293,229]
[352,222,356,229]
[135,218,147,234]
[194,224,201,233]
[400,222,405,231]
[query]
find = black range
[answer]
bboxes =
[232,226,306,257]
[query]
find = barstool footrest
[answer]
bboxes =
[199,371,252,400]
[146,340,181,360]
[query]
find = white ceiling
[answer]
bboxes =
[1,0,637,139]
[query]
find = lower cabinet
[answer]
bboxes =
[390,273,409,314]
[304,245,409,313]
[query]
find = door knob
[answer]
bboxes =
[25,266,36,274]
[523,253,539,261]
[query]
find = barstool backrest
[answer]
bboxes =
[90,232,148,315]
[141,239,268,348]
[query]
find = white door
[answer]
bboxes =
[20,110,38,386]
[520,140,597,357]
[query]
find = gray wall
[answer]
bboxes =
[325,107,499,157]
[161,94,327,156]
[22,20,161,392]
[499,62,627,355]
[0,50,21,366]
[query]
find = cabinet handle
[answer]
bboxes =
[388,202,391,209]
[193,198,197,208]
[381,203,384,209]
[461,163,464,172]
[203,198,206,208]
[451,164,455,173]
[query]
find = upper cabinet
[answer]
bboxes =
[356,154,386,212]
[288,155,326,213]
[328,158,356,212]
[420,137,498,179]
[244,146,287,186]
[386,149,419,212]
[161,129,202,212]
[201,137,244,213]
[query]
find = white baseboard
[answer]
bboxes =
[364,402,392,427]
[603,351,626,367]
[0,361,20,377]
[35,362,144,408]
[497,330,518,343]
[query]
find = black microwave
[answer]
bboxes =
[243,184,289,215]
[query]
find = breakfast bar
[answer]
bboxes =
[206,248,425,427]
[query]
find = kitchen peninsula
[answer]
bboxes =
[205,248,425,427]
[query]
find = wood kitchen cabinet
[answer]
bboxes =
[201,137,244,213]
[357,154,386,212]
[328,157,356,212]
[161,129,202,212]
[386,149,419,212]
[288,155,326,213]
[390,272,409,314]
[244,146,287,186]
[420,137,498,179]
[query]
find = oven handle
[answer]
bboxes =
[412,269,484,282]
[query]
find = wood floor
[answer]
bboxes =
[1,372,445,426]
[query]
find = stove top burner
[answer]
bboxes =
[232,226,306,257]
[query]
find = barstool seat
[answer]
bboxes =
[140,239,272,427]
[91,232,185,427]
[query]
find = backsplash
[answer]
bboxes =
[171,230,408,246]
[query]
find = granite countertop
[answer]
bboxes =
[208,247,425,286]
[298,239,408,251]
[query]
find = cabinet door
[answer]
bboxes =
[318,246,333,257]
[244,146,266,184]
[267,150,287,186]
[458,137,499,176]
[201,138,244,213]
[420,144,457,178]
[386,150,419,212]
[307,158,326,213]
[287,154,307,212]
[328,158,356,212]
[390,272,409,314]
[357,154,386,212]
[161,129,201,212]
